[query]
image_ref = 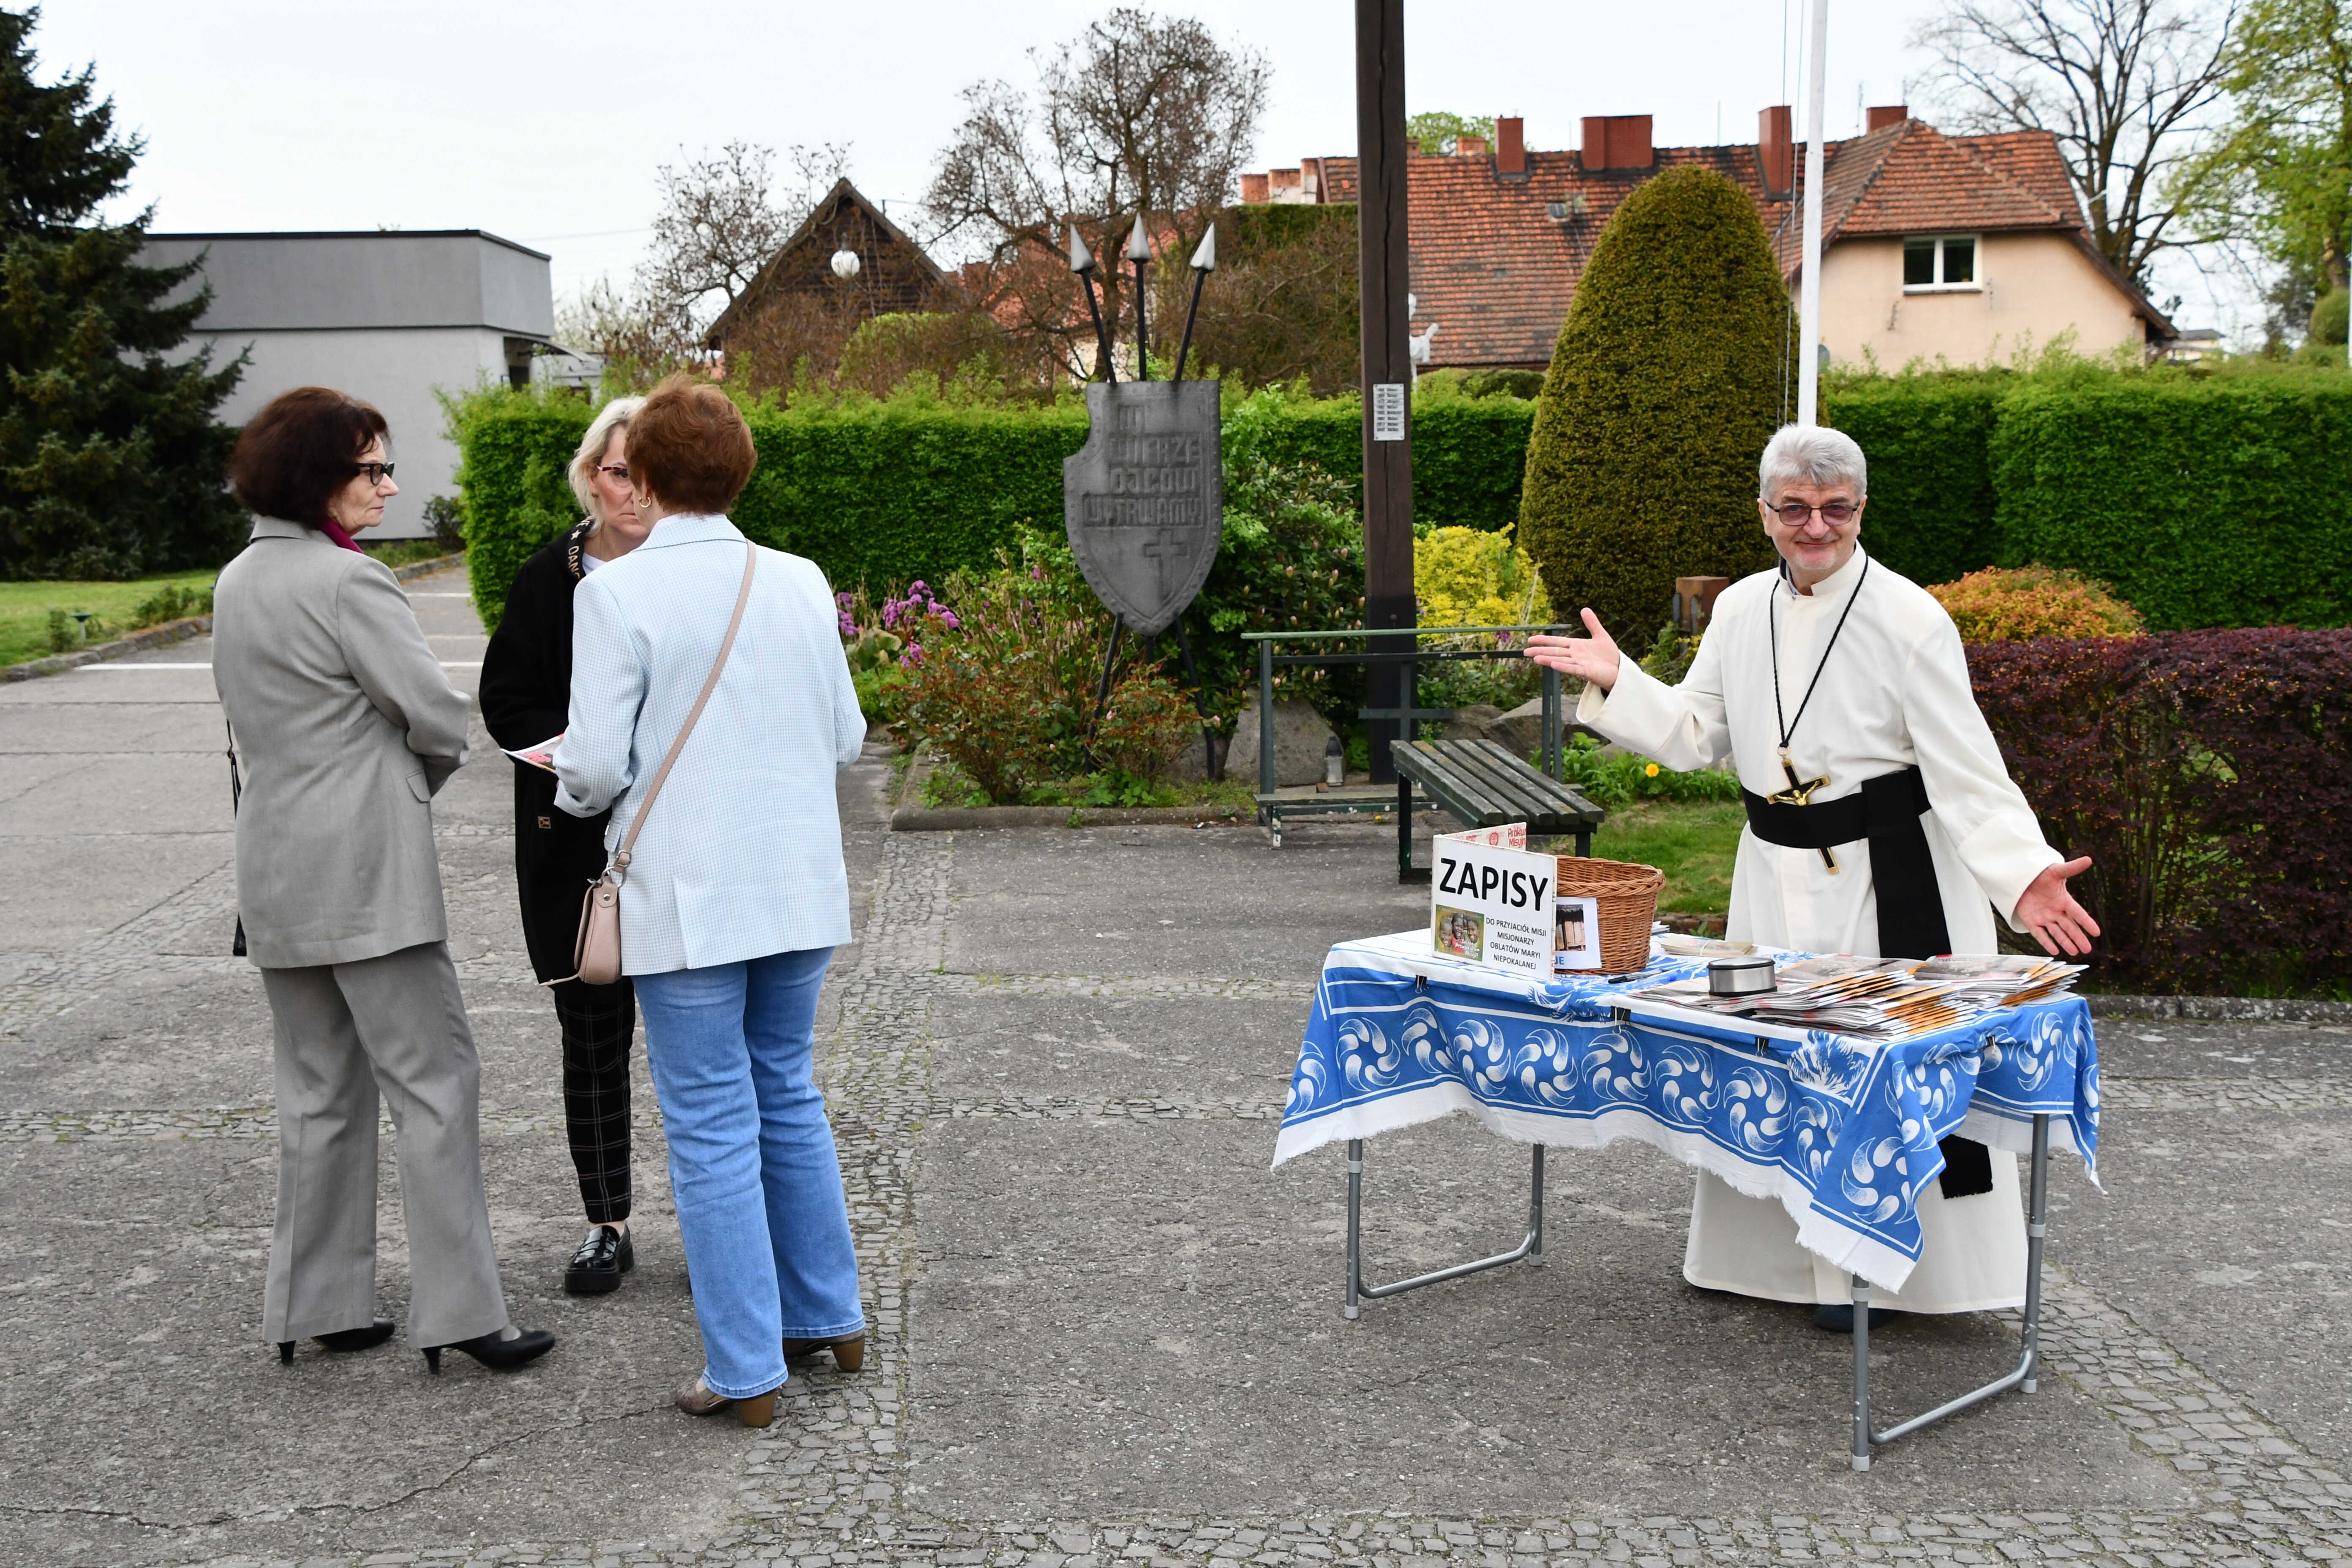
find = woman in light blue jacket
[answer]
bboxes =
[553,376,867,1429]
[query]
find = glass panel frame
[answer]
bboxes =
[1902,234,1983,291]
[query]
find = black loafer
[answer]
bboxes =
[564,1224,634,1296]
[1813,1303,1899,1333]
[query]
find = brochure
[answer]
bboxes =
[503,734,564,774]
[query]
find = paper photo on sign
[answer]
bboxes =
[1432,906,1485,961]
[1553,895,1601,971]
[1429,826,1554,981]
[503,735,564,774]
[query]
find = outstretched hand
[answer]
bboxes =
[2015,856,2100,957]
[1523,608,1623,692]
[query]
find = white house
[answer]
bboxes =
[143,230,557,539]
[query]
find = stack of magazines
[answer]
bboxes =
[1630,954,2085,1041]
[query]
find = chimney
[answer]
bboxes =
[1580,114,1654,172]
[1240,171,1269,204]
[1456,135,1489,158]
[1496,116,1526,177]
[1759,105,1793,198]
[1302,156,1323,201]
[1866,104,1909,133]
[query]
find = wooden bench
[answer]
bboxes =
[1388,738,1607,883]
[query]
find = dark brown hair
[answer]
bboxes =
[229,387,389,524]
[629,374,757,514]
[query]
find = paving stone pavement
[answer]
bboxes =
[3,571,2348,1568]
[19,832,2344,1568]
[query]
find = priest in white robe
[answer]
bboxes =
[1524,424,2099,1329]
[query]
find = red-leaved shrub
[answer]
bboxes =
[1971,629,2352,996]
[1092,670,1198,782]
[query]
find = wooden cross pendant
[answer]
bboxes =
[1767,749,1839,874]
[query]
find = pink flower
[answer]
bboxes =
[939,609,963,630]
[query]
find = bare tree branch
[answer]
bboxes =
[924,8,1269,376]
[1911,0,2237,284]
[637,140,850,333]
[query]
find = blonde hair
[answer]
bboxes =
[567,395,646,530]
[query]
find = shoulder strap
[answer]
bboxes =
[609,542,757,873]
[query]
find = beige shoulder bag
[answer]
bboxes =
[560,543,757,987]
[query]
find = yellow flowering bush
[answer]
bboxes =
[1413,527,1556,712]
[1414,527,1554,629]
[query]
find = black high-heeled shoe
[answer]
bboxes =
[421,1326,555,1374]
[277,1318,397,1364]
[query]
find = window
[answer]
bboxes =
[1904,235,1981,291]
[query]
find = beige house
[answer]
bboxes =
[1239,107,2172,373]
[1796,116,2168,369]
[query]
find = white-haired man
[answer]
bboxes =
[1524,424,2099,1330]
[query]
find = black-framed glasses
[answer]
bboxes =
[1768,499,1858,525]
[596,463,632,482]
[353,462,396,485]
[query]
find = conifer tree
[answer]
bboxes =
[0,7,244,579]
[1516,166,1792,640]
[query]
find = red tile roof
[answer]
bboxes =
[1271,119,2161,370]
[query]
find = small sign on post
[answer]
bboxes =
[1371,382,1407,442]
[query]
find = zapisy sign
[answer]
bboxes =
[1062,379,1222,637]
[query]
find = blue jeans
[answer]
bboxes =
[635,946,863,1398]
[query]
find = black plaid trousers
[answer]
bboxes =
[550,977,637,1223]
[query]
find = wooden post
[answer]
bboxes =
[1356,0,1413,784]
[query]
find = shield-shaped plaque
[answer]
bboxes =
[1062,380,1222,635]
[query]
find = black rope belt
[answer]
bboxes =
[1739,764,1993,1200]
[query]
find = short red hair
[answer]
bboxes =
[628,375,757,514]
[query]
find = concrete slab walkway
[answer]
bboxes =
[0,565,2347,1566]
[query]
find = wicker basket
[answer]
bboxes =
[1554,856,1666,975]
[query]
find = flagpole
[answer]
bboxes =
[1797,0,1829,425]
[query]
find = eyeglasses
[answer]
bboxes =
[596,463,632,483]
[1767,500,1859,526]
[353,462,396,485]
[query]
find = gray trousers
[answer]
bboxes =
[259,940,510,1347]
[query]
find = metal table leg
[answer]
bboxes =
[1345,1138,1546,1319]
[1850,1113,2052,1466]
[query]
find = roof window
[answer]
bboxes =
[1904,235,1979,291]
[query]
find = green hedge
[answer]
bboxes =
[453,387,1534,626]
[1821,375,2003,586]
[1991,377,2352,629]
[454,373,2352,634]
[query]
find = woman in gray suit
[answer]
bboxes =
[213,387,554,1375]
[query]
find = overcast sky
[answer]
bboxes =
[46,0,2249,338]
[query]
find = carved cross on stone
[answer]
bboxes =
[1142,527,1190,587]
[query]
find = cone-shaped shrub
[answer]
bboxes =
[1517,166,1793,638]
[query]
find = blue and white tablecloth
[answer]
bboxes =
[1274,931,2101,1293]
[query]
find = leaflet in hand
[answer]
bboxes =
[503,734,564,774]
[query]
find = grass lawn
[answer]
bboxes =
[1573,798,1744,916]
[0,569,220,668]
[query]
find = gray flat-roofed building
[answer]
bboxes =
[143,229,557,539]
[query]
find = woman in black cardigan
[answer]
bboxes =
[479,394,647,1295]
